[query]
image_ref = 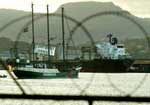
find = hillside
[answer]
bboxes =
[0,1,149,59]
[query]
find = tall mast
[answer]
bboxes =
[31,3,35,61]
[61,7,65,61]
[47,4,50,62]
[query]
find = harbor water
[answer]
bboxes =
[0,70,150,105]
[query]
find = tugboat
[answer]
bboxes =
[81,33,134,73]
[11,5,79,79]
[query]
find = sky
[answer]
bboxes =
[0,0,150,18]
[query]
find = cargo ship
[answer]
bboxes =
[81,33,134,72]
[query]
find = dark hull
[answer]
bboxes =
[13,69,78,79]
[81,59,134,73]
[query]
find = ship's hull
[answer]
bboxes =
[81,59,134,73]
[13,68,79,79]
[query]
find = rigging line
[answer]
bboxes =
[44,17,48,45]
[49,8,56,47]
[36,15,47,45]
[50,6,52,38]
[65,14,79,59]
[49,7,54,45]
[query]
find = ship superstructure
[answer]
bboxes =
[96,42,130,60]
[81,34,134,72]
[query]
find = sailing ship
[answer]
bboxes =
[81,33,134,72]
[13,60,79,79]
[11,4,79,79]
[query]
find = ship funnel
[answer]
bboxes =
[107,33,113,43]
[111,37,118,45]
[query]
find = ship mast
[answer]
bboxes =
[47,5,51,64]
[31,3,35,61]
[61,7,65,62]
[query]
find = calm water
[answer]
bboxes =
[0,70,150,105]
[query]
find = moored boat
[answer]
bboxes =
[13,60,79,79]
[11,5,80,78]
[81,33,134,72]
